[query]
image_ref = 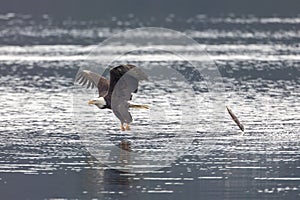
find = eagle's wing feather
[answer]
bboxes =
[108,64,147,100]
[108,64,148,123]
[112,102,133,124]
[76,70,110,97]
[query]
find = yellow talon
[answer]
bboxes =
[125,123,130,130]
[120,124,125,131]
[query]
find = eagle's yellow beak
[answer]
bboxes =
[88,100,95,105]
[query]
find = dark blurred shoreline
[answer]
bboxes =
[1,0,299,19]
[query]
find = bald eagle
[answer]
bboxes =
[76,64,149,131]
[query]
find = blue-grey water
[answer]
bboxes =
[0,14,299,200]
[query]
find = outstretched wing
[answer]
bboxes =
[108,64,148,100]
[108,64,148,123]
[76,70,110,97]
[112,102,133,124]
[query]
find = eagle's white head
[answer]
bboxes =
[88,97,107,109]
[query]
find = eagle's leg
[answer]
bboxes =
[125,123,130,130]
[120,123,125,131]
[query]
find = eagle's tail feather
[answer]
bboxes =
[129,104,149,109]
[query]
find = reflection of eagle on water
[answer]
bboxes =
[76,64,149,131]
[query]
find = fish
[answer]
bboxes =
[226,106,244,132]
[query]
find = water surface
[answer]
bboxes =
[0,14,299,199]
